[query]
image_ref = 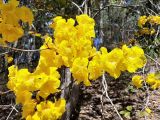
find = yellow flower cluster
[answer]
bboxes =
[39,14,146,86]
[137,15,160,35]
[6,14,146,120]
[138,16,148,28]
[146,73,160,90]
[138,15,160,27]
[132,73,160,89]
[26,99,66,120]
[7,65,66,119]
[88,45,146,80]
[0,0,34,42]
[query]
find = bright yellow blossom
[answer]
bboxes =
[132,75,143,88]
[148,16,160,25]
[22,100,37,118]
[138,16,148,28]
[146,73,160,89]
[105,48,124,79]
[0,23,24,42]
[122,45,146,73]
[71,57,90,86]
[16,6,34,25]
[33,99,66,120]
[0,0,34,42]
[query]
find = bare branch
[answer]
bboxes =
[0,44,49,52]
[102,73,123,120]
[0,90,12,95]
[71,1,83,14]
[145,54,160,66]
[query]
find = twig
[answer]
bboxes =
[154,26,160,45]
[100,94,104,119]
[141,63,150,120]
[0,90,12,95]
[0,51,9,56]
[71,1,83,14]
[80,0,88,7]
[6,104,17,120]
[0,104,12,108]
[102,73,123,120]
[11,105,18,112]
[148,0,160,11]
[142,63,150,109]
[145,54,160,66]
[0,44,49,52]
[31,24,37,31]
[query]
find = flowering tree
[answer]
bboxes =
[0,0,160,120]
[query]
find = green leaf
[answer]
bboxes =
[128,85,135,93]
[124,112,131,119]
[120,110,126,115]
[126,106,132,111]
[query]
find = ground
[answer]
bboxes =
[76,73,160,120]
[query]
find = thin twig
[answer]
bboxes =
[0,104,12,108]
[6,105,17,120]
[100,94,104,119]
[11,105,18,113]
[142,63,149,120]
[0,44,49,52]
[0,90,12,95]
[71,1,83,14]
[148,0,160,11]
[145,54,160,66]
[154,26,160,45]
[102,73,123,120]
[0,51,9,56]
[80,0,88,7]
[142,63,150,111]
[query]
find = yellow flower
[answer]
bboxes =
[88,53,103,80]
[1,0,19,12]
[146,73,160,89]
[0,23,24,42]
[139,27,155,35]
[36,36,58,73]
[122,45,146,73]
[35,99,66,120]
[38,79,60,99]
[5,55,13,64]
[148,16,160,25]
[145,107,152,114]
[52,17,76,44]
[138,16,148,28]
[22,100,37,118]
[132,75,143,88]
[146,73,156,85]
[88,47,107,80]
[76,14,95,38]
[7,65,18,91]
[2,10,20,27]
[104,48,124,79]
[71,57,90,86]
[15,90,32,104]
[35,67,60,99]
[26,112,40,120]
[76,14,95,26]
[49,16,63,29]
[0,0,34,43]
[16,6,34,25]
